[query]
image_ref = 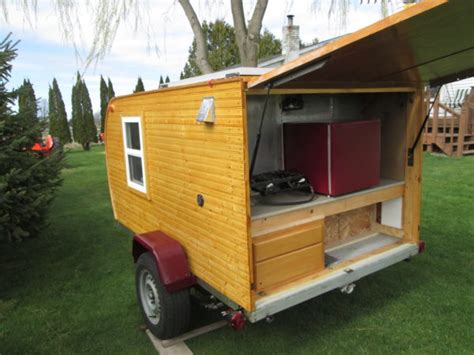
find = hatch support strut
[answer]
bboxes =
[407,86,441,166]
[249,83,273,177]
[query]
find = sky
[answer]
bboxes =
[0,0,409,117]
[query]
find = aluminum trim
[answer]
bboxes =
[245,242,418,323]
[166,67,272,88]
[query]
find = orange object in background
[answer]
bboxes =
[31,135,55,156]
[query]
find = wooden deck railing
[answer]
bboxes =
[423,87,474,156]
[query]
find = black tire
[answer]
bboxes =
[135,252,190,339]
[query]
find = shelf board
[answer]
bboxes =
[251,179,404,237]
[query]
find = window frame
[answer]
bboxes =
[121,116,147,193]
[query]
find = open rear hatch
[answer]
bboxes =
[246,0,473,321]
[249,0,474,90]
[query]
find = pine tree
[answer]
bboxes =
[48,85,57,136]
[134,77,145,93]
[18,79,38,125]
[165,76,170,83]
[81,79,98,145]
[159,76,164,86]
[49,78,71,145]
[99,75,108,133]
[72,73,97,150]
[71,73,83,147]
[107,78,115,100]
[0,34,63,242]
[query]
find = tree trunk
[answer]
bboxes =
[231,0,268,67]
[179,0,269,72]
[82,142,90,151]
[178,0,213,74]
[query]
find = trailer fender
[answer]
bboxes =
[132,231,196,293]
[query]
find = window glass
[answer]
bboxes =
[122,117,146,193]
[128,155,144,185]
[126,122,141,150]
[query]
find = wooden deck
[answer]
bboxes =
[423,87,474,156]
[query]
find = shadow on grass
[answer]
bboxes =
[187,258,430,354]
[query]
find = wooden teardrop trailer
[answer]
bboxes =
[105,0,473,339]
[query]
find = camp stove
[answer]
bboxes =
[251,170,313,197]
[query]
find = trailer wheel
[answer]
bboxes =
[135,252,190,339]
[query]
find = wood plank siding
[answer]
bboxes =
[105,78,253,310]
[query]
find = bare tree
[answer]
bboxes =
[230,0,268,67]
[311,0,391,27]
[0,0,159,68]
[178,0,269,73]
[178,0,214,74]
[1,0,390,72]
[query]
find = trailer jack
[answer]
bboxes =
[221,309,246,331]
[340,283,356,294]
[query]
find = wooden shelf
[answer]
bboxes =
[251,179,404,237]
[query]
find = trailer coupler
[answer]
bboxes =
[221,309,246,331]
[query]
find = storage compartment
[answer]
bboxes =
[255,244,324,291]
[284,120,381,196]
[247,91,409,296]
[325,233,401,266]
[246,93,406,182]
[253,219,324,291]
[324,204,377,248]
[252,201,405,293]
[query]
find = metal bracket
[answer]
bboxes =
[407,148,415,167]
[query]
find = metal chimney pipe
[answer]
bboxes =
[287,14,294,26]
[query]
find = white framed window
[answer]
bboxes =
[122,116,147,193]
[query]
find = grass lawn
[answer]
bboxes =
[1,146,473,354]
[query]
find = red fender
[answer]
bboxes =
[132,231,196,293]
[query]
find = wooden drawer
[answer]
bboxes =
[253,219,323,262]
[255,243,324,290]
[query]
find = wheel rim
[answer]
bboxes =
[139,269,161,325]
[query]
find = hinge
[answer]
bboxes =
[407,148,415,167]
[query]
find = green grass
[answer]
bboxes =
[1,147,473,354]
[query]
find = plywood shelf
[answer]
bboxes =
[251,179,404,237]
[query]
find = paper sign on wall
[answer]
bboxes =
[196,97,216,123]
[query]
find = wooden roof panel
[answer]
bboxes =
[249,0,474,89]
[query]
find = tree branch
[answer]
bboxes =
[230,0,247,38]
[231,0,268,67]
[230,0,247,64]
[178,0,213,74]
[248,0,268,39]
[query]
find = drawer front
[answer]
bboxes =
[253,220,323,263]
[255,243,324,290]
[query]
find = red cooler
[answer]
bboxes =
[284,120,380,196]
